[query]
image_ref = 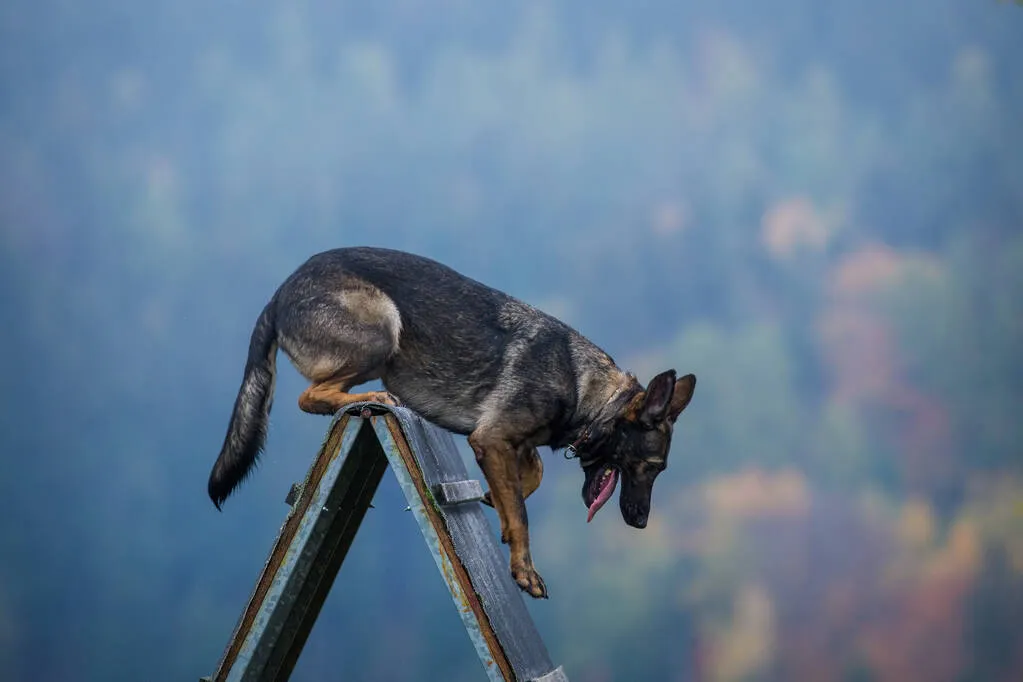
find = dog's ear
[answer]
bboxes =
[636,369,676,426]
[668,373,696,421]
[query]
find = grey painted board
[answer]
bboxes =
[383,407,562,682]
[211,416,387,682]
[207,405,567,682]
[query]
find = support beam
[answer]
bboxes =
[205,405,567,682]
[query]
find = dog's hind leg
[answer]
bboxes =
[278,279,404,415]
[297,372,400,415]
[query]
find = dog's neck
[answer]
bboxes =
[550,351,640,451]
[577,370,636,423]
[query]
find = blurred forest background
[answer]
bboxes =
[2,1,1022,681]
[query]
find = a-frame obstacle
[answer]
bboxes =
[204,404,568,682]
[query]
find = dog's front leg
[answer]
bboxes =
[468,431,548,599]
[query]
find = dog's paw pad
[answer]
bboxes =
[512,565,548,599]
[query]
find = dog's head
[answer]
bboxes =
[580,370,696,528]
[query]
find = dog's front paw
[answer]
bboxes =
[512,563,548,599]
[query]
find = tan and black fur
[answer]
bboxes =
[208,247,696,598]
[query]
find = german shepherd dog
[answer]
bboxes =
[208,247,696,599]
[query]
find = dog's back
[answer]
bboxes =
[209,247,606,507]
[275,247,582,432]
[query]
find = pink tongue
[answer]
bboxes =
[587,468,619,522]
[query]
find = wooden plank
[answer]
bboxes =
[262,421,390,679]
[209,416,386,681]
[376,409,566,682]
[374,413,515,681]
[206,405,568,682]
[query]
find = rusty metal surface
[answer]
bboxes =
[206,404,567,682]
[377,407,564,682]
[207,413,355,679]
[209,416,386,682]
[372,413,512,681]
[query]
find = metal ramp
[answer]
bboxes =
[204,404,568,682]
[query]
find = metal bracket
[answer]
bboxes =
[434,479,485,506]
[283,482,303,507]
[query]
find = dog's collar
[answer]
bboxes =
[563,429,599,465]
[562,383,635,466]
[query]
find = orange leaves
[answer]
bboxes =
[702,467,811,520]
[761,197,831,259]
[828,244,904,299]
[816,244,956,497]
[682,476,1016,682]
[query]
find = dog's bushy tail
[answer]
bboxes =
[208,299,278,509]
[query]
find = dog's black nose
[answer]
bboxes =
[626,512,648,529]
